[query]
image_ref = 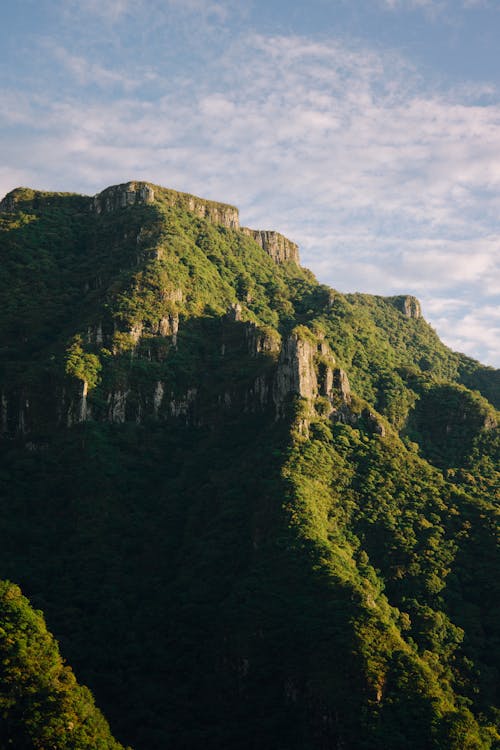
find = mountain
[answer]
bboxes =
[0,181,498,749]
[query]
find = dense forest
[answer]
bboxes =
[0,182,498,749]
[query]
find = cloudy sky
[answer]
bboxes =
[1,0,499,366]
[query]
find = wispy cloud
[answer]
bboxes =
[61,0,137,21]
[381,0,439,8]
[45,43,150,90]
[424,298,500,364]
[0,29,499,365]
[61,0,239,26]
[380,0,492,9]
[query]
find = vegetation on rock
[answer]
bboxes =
[0,182,498,749]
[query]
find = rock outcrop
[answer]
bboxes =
[0,190,20,213]
[91,182,155,213]
[245,323,281,358]
[241,228,300,264]
[1,184,302,263]
[390,295,422,319]
[272,329,355,422]
[273,332,319,411]
[91,182,240,229]
[174,193,239,229]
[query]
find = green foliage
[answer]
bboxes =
[65,336,102,389]
[0,580,125,749]
[0,185,498,749]
[403,376,498,468]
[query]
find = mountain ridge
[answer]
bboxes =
[0,181,498,749]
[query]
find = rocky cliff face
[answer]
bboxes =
[272,329,355,424]
[91,182,156,213]
[92,181,240,229]
[176,193,239,229]
[390,295,422,319]
[241,228,300,264]
[0,190,21,213]
[1,180,495,445]
[0,187,85,213]
[0,319,356,436]
[273,332,319,406]
[1,182,301,268]
[1,180,498,750]
[93,183,301,261]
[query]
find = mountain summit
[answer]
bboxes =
[0,182,498,749]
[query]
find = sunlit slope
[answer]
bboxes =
[0,182,498,749]
[0,580,127,749]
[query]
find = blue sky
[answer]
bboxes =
[1,0,499,367]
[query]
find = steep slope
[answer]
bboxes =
[0,580,126,749]
[0,181,498,749]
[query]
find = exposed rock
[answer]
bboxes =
[80,381,89,422]
[323,369,354,424]
[91,182,240,229]
[390,295,422,319]
[135,402,142,425]
[182,195,239,229]
[91,182,155,213]
[363,409,386,437]
[87,322,105,346]
[0,191,18,212]
[107,390,129,423]
[227,303,243,322]
[245,323,281,358]
[243,372,273,414]
[162,288,183,304]
[0,187,48,213]
[129,323,143,344]
[252,374,270,408]
[272,330,357,421]
[169,388,197,419]
[333,369,351,404]
[153,381,164,418]
[157,314,179,344]
[485,414,498,430]
[273,332,319,413]
[241,228,300,264]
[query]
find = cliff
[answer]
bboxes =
[241,227,300,264]
[92,181,241,229]
[0,181,498,750]
[389,294,422,319]
[94,183,301,262]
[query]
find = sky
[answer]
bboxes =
[1,0,499,367]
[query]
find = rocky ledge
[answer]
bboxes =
[389,295,422,319]
[91,181,241,229]
[241,228,300,264]
[1,181,300,265]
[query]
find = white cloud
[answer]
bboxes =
[382,0,435,7]
[423,299,500,365]
[63,0,133,21]
[45,43,148,90]
[1,31,499,365]
[380,0,492,10]
[60,0,238,26]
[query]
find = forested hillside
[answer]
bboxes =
[0,181,498,749]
